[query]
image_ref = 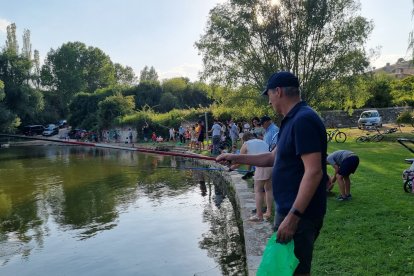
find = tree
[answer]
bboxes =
[196,0,373,107]
[0,80,20,132]
[83,46,116,92]
[0,24,44,127]
[114,63,137,86]
[21,29,32,59]
[409,0,414,59]
[139,66,158,83]
[97,93,135,129]
[363,73,393,108]
[5,23,18,55]
[159,92,179,112]
[41,42,117,116]
[32,50,41,89]
[391,76,414,106]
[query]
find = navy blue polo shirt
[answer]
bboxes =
[272,101,327,219]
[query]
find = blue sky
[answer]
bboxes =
[0,0,412,81]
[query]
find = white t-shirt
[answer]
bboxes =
[245,139,269,154]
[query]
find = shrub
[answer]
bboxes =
[396,110,414,126]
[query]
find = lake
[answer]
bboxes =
[0,145,246,275]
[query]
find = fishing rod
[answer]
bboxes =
[157,166,250,173]
[0,134,217,161]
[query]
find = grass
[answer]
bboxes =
[314,133,414,275]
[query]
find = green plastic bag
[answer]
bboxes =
[257,232,299,276]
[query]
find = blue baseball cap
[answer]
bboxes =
[262,71,299,95]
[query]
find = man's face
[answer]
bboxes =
[262,120,270,129]
[267,87,280,113]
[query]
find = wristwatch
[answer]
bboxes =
[289,207,303,218]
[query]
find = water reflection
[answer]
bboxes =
[0,146,246,275]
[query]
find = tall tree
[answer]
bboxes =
[114,63,137,86]
[33,50,41,89]
[21,29,32,59]
[5,23,18,55]
[410,0,414,59]
[0,24,44,128]
[139,66,159,83]
[196,0,373,106]
[41,42,117,116]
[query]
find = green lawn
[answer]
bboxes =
[313,140,414,275]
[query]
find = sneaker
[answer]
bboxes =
[336,195,348,201]
[242,171,254,180]
[346,194,352,199]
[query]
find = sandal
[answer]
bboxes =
[248,215,263,222]
[263,213,272,220]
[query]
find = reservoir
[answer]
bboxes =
[0,145,246,275]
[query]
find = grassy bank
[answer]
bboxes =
[314,140,414,275]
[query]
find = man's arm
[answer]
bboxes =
[216,147,276,167]
[331,164,339,183]
[276,152,323,243]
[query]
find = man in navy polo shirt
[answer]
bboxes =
[217,71,327,275]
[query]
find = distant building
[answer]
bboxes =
[373,58,414,79]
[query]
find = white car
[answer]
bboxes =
[42,124,59,136]
[358,110,382,129]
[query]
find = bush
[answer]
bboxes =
[396,110,414,126]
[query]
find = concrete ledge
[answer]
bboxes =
[198,161,273,276]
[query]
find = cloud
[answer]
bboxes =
[0,18,11,33]
[159,63,203,82]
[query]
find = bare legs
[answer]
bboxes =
[336,174,351,197]
[254,179,273,219]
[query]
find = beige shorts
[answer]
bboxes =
[254,167,273,181]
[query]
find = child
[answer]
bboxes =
[151,132,157,142]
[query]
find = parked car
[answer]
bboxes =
[23,125,45,136]
[57,119,67,129]
[358,110,382,129]
[42,124,59,136]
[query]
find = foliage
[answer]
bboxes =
[97,93,135,129]
[40,42,136,116]
[0,80,20,133]
[396,110,414,126]
[139,66,159,83]
[363,73,393,108]
[0,23,44,131]
[390,75,414,106]
[119,107,209,138]
[114,63,137,86]
[318,76,367,112]
[196,0,373,107]
[210,85,273,121]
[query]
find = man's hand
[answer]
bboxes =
[216,153,234,164]
[276,213,300,243]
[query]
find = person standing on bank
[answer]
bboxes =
[209,119,222,155]
[260,115,279,151]
[326,150,360,201]
[231,132,273,222]
[217,71,328,275]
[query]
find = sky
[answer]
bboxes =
[0,0,412,81]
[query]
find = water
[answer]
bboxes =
[0,145,246,275]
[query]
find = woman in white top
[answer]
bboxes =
[231,132,273,222]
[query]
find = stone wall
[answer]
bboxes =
[320,107,414,128]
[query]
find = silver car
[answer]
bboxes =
[358,110,382,129]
